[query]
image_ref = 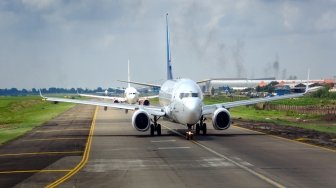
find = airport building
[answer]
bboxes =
[200,78,335,95]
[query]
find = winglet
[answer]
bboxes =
[305,69,310,94]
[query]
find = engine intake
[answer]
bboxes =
[212,108,231,130]
[139,99,150,106]
[132,110,150,132]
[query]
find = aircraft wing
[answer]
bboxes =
[79,93,126,102]
[117,80,161,88]
[139,95,159,100]
[202,92,305,115]
[40,92,165,116]
[44,96,136,110]
[140,106,166,116]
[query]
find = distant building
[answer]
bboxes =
[274,85,291,95]
[201,78,335,93]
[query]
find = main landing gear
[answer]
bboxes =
[150,116,161,136]
[195,116,207,135]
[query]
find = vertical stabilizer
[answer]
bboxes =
[128,59,131,88]
[166,13,173,80]
[305,69,310,93]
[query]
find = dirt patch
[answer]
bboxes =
[322,114,336,121]
[233,119,336,150]
[0,124,10,129]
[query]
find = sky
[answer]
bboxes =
[0,0,335,89]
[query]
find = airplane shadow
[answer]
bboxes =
[90,129,265,141]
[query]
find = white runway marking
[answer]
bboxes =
[158,147,190,150]
[161,124,285,188]
[151,140,176,143]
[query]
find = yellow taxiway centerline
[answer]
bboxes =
[46,106,98,188]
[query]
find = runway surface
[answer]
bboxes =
[51,107,335,188]
[3,105,335,187]
[0,104,95,188]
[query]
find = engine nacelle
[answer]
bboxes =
[113,100,119,103]
[139,99,150,106]
[132,110,150,132]
[212,108,231,130]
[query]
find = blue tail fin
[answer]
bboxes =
[166,13,173,80]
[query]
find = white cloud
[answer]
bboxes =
[281,2,302,30]
[21,0,58,10]
[0,0,335,88]
[315,11,336,31]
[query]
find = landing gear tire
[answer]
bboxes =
[202,123,207,135]
[195,123,200,135]
[156,124,161,136]
[186,124,193,140]
[186,131,193,140]
[150,124,155,136]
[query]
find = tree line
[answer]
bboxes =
[0,87,124,96]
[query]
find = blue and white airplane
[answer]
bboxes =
[41,14,311,139]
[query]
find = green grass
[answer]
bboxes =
[204,95,336,134]
[230,106,336,134]
[269,96,336,106]
[0,96,75,144]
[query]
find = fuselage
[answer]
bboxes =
[124,87,139,104]
[159,79,203,125]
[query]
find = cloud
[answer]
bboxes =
[0,0,336,88]
[315,11,336,31]
[21,0,59,11]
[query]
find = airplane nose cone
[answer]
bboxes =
[183,99,202,124]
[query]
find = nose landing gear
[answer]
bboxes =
[186,124,194,140]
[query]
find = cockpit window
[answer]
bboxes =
[179,92,199,99]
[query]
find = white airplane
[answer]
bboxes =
[78,60,155,106]
[40,13,312,139]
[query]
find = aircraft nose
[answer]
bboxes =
[183,99,202,124]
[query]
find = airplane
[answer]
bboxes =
[40,13,312,140]
[78,60,156,106]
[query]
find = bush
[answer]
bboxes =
[310,87,336,99]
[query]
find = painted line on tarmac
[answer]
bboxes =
[161,124,285,188]
[233,125,336,153]
[151,139,176,143]
[46,106,98,188]
[22,138,86,142]
[158,146,190,150]
[0,169,71,174]
[35,129,89,133]
[0,151,83,157]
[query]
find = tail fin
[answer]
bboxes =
[166,13,173,80]
[305,69,310,93]
[128,59,131,88]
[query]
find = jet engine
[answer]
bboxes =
[139,99,150,106]
[132,110,150,132]
[113,100,119,103]
[212,108,231,130]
